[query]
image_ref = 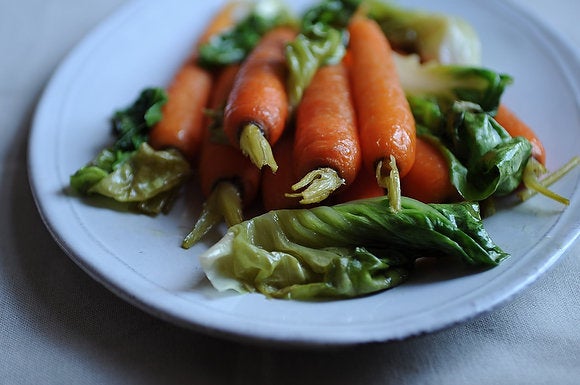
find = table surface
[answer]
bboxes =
[1,0,579,384]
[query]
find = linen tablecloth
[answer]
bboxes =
[1,0,578,383]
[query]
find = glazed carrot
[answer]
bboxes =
[199,65,260,208]
[149,2,244,164]
[400,136,457,203]
[287,62,361,204]
[223,27,297,172]
[495,103,546,165]
[149,66,211,163]
[261,134,303,211]
[347,15,416,182]
[183,65,261,248]
[333,166,385,204]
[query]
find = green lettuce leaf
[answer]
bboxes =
[70,87,192,215]
[396,53,513,115]
[85,143,190,202]
[365,0,482,65]
[199,196,508,300]
[415,102,532,202]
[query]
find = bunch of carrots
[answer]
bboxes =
[147,1,552,247]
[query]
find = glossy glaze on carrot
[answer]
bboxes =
[149,2,243,164]
[400,136,457,203]
[223,27,296,148]
[347,15,416,178]
[293,62,361,189]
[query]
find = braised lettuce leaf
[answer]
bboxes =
[412,101,532,202]
[199,196,508,300]
[70,88,191,215]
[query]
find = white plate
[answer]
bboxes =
[28,0,580,347]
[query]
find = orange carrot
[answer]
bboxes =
[333,166,385,204]
[495,103,546,165]
[149,2,243,164]
[261,134,303,211]
[223,27,297,172]
[199,66,260,207]
[288,62,361,204]
[183,65,261,248]
[149,66,212,163]
[400,136,457,203]
[347,15,416,181]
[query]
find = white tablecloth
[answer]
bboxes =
[1,0,578,384]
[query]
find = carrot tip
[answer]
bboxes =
[286,167,345,204]
[239,123,278,173]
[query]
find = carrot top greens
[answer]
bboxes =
[198,0,295,67]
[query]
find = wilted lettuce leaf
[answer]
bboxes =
[396,53,513,115]
[85,143,190,202]
[70,87,192,215]
[366,0,482,65]
[415,102,532,202]
[199,196,508,300]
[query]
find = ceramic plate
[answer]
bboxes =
[28,0,580,347]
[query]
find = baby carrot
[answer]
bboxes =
[261,134,303,211]
[149,2,243,164]
[223,27,297,172]
[400,136,457,203]
[148,65,211,164]
[183,65,261,248]
[494,103,546,165]
[199,65,260,208]
[287,62,361,204]
[347,15,416,182]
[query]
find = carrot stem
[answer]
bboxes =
[286,167,345,204]
[518,156,579,205]
[376,155,401,213]
[182,181,243,249]
[239,123,279,173]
